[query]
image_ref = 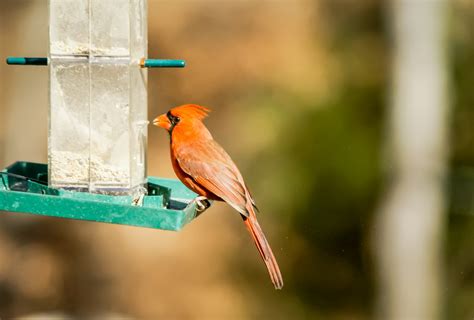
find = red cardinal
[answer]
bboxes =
[153,104,283,289]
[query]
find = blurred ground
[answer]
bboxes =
[0,0,473,319]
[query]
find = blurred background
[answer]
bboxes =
[0,0,473,319]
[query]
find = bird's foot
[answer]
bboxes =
[193,196,211,213]
[131,187,147,207]
[132,194,145,206]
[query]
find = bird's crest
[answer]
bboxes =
[171,104,211,120]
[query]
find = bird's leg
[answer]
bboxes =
[193,196,211,213]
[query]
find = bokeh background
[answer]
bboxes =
[0,0,473,319]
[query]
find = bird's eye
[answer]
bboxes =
[166,111,180,125]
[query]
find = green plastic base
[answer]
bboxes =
[0,162,203,231]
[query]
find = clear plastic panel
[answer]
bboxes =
[90,0,130,56]
[90,59,131,193]
[49,59,90,189]
[130,65,148,188]
[130,0,147,60]
[50,0,90,56]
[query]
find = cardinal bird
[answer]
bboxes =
[153,104,283,289]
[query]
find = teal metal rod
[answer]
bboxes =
[6,57,48,66]
[6,57,186,68]
[142,59,186,68]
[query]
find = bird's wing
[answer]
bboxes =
[175,139,251,217]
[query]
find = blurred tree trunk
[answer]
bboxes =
[375,0,450,319]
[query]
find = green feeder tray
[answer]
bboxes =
[0,161,203,231]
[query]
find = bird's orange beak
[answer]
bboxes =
[153,114,172,131]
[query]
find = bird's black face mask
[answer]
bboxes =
[166,111,181,133]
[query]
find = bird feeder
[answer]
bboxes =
[1,0,204,231]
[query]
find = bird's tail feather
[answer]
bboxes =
[243,213,284,289]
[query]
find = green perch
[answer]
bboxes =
[140,58,186,68]
[6,57,48,66]
[6,56,186,68]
